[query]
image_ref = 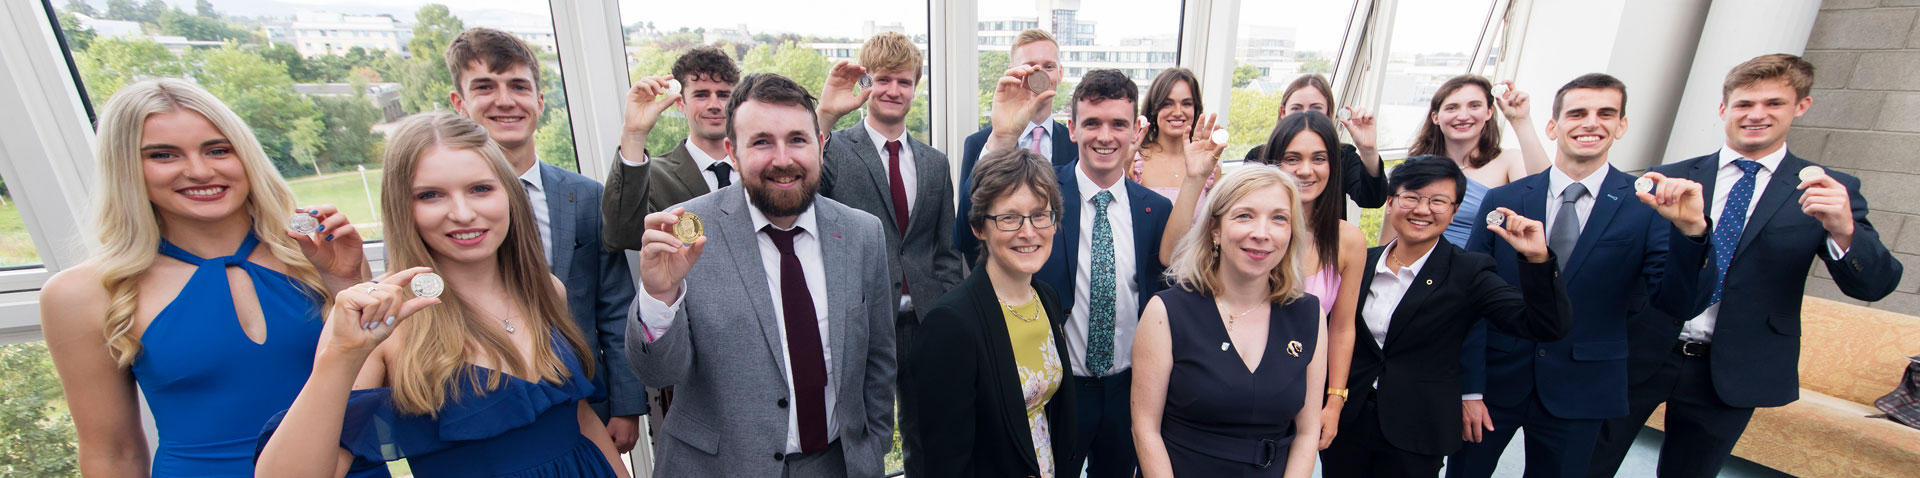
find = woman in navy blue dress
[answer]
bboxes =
[40,79,383,477]
[254,112,626,478]
[1132,165,1328,477]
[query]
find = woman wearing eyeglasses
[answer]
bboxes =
[913,149,1078,478]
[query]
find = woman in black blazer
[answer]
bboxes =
[913,149,1077,478]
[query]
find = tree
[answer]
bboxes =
[739,41,828,98]
[57,11,96,51]
[74,36,185,103]
[104,0,136,21]
[1301,57,1333,75]
[195,0,218,19]
[288,116,325,176]
[313,93,383,170]
[1226,88,1285,160]
[535,109,577,171]
[190,46,325,177]
[137,0,167,24]
[395,4,464,114]
[1232,64,1262,88]
[160,8,247,42]
[0,342,78,477]
[64,0,97,17]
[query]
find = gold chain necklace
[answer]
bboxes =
[999,288,1040,322]
[1221,299,1263,332]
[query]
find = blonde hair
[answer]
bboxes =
[1723,53,1814,102]
[379,112,591,416]
[1011,29,1056,56]
[89,78,326,366]
[1163,165,1309,304]
[858,32,922,79]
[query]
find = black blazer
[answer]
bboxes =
[1630,151,1903,408]
[912,265,1079,478]
[1344,240,1572,457]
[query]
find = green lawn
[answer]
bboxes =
[287,169,387,242]
[0,198,44,268]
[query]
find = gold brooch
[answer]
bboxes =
[1287,340,1303,357]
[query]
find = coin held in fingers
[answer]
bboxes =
[673,212,705,246]
[410,272,444,299]
[1024,71,1053,94]
[1335,108,1352,121]
[1633,176,1655,194]
[1486,210,1507,228]
[289,214,319,235]
[858,74,873,89]
[1210,128,1230,145]
[1493,82,1512,98]
[663,80,681,96]
[1798,166,1825,183]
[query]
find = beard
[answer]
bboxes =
[746,164,820,218]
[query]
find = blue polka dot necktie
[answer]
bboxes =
[1086,190,1118,377]
[1709,160,1763,306]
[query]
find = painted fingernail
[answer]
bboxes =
[326,234,334,241]
[363,321,375,330]
[385,316,396,326]
[316,224,326,232]
[308,210,320,217]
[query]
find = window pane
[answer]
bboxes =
[0,341,77,476]
[0,182,44,269]
[1225,0,1359,160]
[976,0,1184,127]
[1373,0,1496,151]
[619,0,934,159]
[53,1,584,242]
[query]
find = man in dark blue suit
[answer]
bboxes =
[959,67,1176,478]
[1587,54,1904,478]
[1449,74,1712,478]
[955,28,1078,265]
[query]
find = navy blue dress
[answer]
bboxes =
[1158,287,1319,476]
[257,332,615,478]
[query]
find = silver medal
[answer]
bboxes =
[663,79,681,96]
[857,74,873,89]
[1633,176,1655,194]
[1798,166,1825,183]
[289,214,319,235]
[1493,82,1511,98]
[410,272,445,299]
[1485,210,1507,228]
[1335,108,1351,121]
[1210,128,1230,145]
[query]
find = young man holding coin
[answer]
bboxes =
[442,27,646,453]
[603,45,743,251]
[1587,54,1905,478]
[627,73,897,478]
[955,29,1078,266]
[812,32,964,476]
[1446,73,1711,478]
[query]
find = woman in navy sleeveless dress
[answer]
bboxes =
[40,79,382,477]
[254,113,626,478]
[1133,166,1328,478]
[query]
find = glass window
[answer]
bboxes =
[0,341,77,476]
[619,0,934,159]
[1224,0,1359,160]
[52,1,583,242]
[975,0,1184,127]
[0,177,44,269]
[1372,0,1498,152]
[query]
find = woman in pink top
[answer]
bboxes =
[1247,111,1365,452]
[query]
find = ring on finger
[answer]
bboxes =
[364,285,380,295]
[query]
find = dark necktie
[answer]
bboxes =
[885,141,909,234]
[1709,160,1764,305]
[709,161,733,189]
[1548,182,1588,268]
[763,226,828,453]
[1086,190,1117,376]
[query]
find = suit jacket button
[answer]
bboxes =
[774,452,784,462]
[778,398,789,408]
[1538,349,1547,357]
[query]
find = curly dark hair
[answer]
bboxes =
[1070,69,1139,121]
[672,45,741,88]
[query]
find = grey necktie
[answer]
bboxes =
[1548,182,1588,265]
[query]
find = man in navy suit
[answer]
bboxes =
[1448,73,1712,477]
[445,28,645,453]
[960,68,1177,478]
[955,28,1078,265]
[1586,54,1904,478]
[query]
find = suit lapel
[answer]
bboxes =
[908,136,943,238]
[817,204,857,382]
[540,164,576,280]
[1733,153,1805,260]
[668,144,711,196]
[1383,241,1453,352]
[1564,168,1630,279]
[718,192,789,379]
[1054,166,1083,297]
[845,128,901,235]
[1353,247,1387,361]
[1051,122,1076,165]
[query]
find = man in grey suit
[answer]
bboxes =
[445,28,645,451]
[629,73,896,477]
[602,45,742,251]
[812,32,964,475]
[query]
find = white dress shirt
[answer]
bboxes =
[1362,240,1435,389]
[636,190,836,453]
[619,138,737,192]
[1066,166,1138,378]
[516,164,553,266]
[1545,163,1608,235]
[1681,144,1847,343]
[863,119,919,314]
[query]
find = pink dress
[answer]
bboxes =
[1302,264,1339,317]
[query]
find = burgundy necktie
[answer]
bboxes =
[885,140,910,234]
[763,226,829,453]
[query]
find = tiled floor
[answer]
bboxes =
[1302,426,1791,477]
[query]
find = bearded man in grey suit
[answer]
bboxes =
[628,73,896,478]
[812,32,964,476]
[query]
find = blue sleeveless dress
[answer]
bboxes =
[130,233,388,477]
[257,332,616,478]
[1157,287,1320,476]
[1445,176,1490,246]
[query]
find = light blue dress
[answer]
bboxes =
[1445,177,1491,246]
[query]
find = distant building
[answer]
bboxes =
[290,12,411,58]
[702,25,754,46]
[503,27,557,54]
[73,13,140,39]
[293,82,406,123]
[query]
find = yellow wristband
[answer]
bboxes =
[1327,388,1349,400]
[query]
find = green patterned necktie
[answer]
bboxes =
[1087,190,1118,376]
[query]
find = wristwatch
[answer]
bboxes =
[1326,388,1349,400]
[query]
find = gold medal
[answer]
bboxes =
[673,213,704,245]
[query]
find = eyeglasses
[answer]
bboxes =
[985,211,1058,231]
[1393,194,1457,212]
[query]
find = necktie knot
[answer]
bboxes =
[1092,190,1114,209]
[763,225,805,255]
[885,140,902,155]
[521,178,535,191]
[708,162,733,189]
[1561,182,1589,204]
[1733,159,1762,175]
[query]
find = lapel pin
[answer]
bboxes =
[1286,340,1303,357]
[1145,207,1153,213]
[832,234,843,239]
[1425,279,1434,285]
[1606,194,1618,201]
[1221,342,1230,351]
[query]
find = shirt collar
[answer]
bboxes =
[743,188,820,237]
[1074,162,1128,204]
[685,137,731,171]
[1716,143,1787,173]
[1027,120,1051,137]
[1547,163,1608,201]
[1375,239,1436,277]
[862,117,906,147]
[517,162,545,192]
